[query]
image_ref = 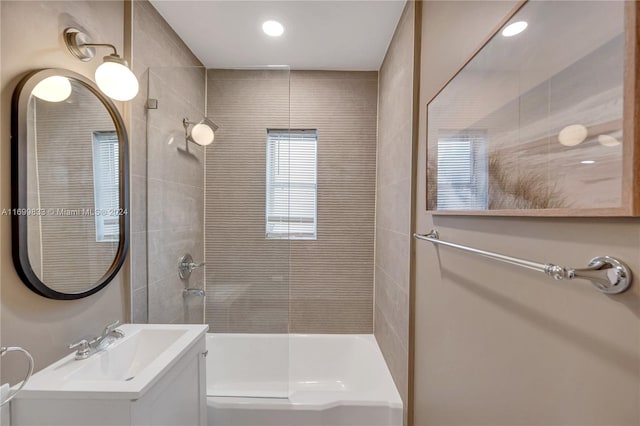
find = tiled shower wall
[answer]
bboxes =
[130,0,205,323]
[205,70,378,333]
[204,70,290,333]
[145,66,205,324]
[374,0,417,413]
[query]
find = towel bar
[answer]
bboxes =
[414,229,632,295]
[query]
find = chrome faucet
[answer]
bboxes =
[183,288,205,297]
[69,320,125,360]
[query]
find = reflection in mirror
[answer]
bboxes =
[27,79,119,292]
[13,69,129,299]
[427,0,624,212]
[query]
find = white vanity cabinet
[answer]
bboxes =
[132,335,207,426]
[12,324,208,426]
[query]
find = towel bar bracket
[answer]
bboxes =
[563,256,632,294]
[414,230,632,295]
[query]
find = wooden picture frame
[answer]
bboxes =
[425,0,640,217]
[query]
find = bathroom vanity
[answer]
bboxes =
[11,324,208,426]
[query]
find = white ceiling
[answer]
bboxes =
[149,0,407,70]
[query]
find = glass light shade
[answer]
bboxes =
[191,123,215,146]
[502,21,528,37]
[32,76,72,102]
[262,20,284,37]
[95,59,139,101]
[558,124,588,146]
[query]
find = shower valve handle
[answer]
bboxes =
[178,254,205,280]
[188,261,205,270]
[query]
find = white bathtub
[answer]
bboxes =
[206,334,403,426]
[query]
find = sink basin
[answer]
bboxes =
[17,324,208,399]
[66,329,188,382]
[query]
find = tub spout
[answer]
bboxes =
[183,288,205,297]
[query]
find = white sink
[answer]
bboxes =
[17,324,208,400]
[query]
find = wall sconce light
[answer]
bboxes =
[31,76,72,102]
[183,117,218,147]
[63,27,139,101]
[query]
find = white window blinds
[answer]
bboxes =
[266,129,318,240]
[436,131,488,210]
[92,131,120,242]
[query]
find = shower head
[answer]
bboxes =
[183,117,219,146]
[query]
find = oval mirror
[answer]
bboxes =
[11,69,129,299]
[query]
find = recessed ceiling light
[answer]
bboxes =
[580,160,595,165]
[262,20,284,37]
[502,21,528,37]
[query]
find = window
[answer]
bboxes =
[436,130,488,210]
[266,129,317,240]
[92,131,120,242]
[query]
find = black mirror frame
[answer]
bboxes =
[11,68,130,300]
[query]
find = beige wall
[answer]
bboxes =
[413,2,640,425]
[374,0,416,417]
[0,0,127,384]
[205,69,378,333]
[129,0,205,324]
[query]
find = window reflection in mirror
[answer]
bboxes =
[92,131,120,243]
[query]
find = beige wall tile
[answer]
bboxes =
[374,1,416,419]
[377,122,413,187]
[130,0,205,325]
[205,69,377,334]
[147,227,204,285]
[148,275,186,324]
[130,116,147,178]
[376,178,412,236]
[130,230,147,291]
[131,174,147,233]
[375,305,409,404]
[132,285,148,324]
[375,266,409,350]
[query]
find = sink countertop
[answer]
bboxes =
[15,323,208,400]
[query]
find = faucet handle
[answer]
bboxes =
[105,320,120,331]
[102,320,121,337]
[69,339,89,351]
[189,261,205,269]
[69,339,92,360]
